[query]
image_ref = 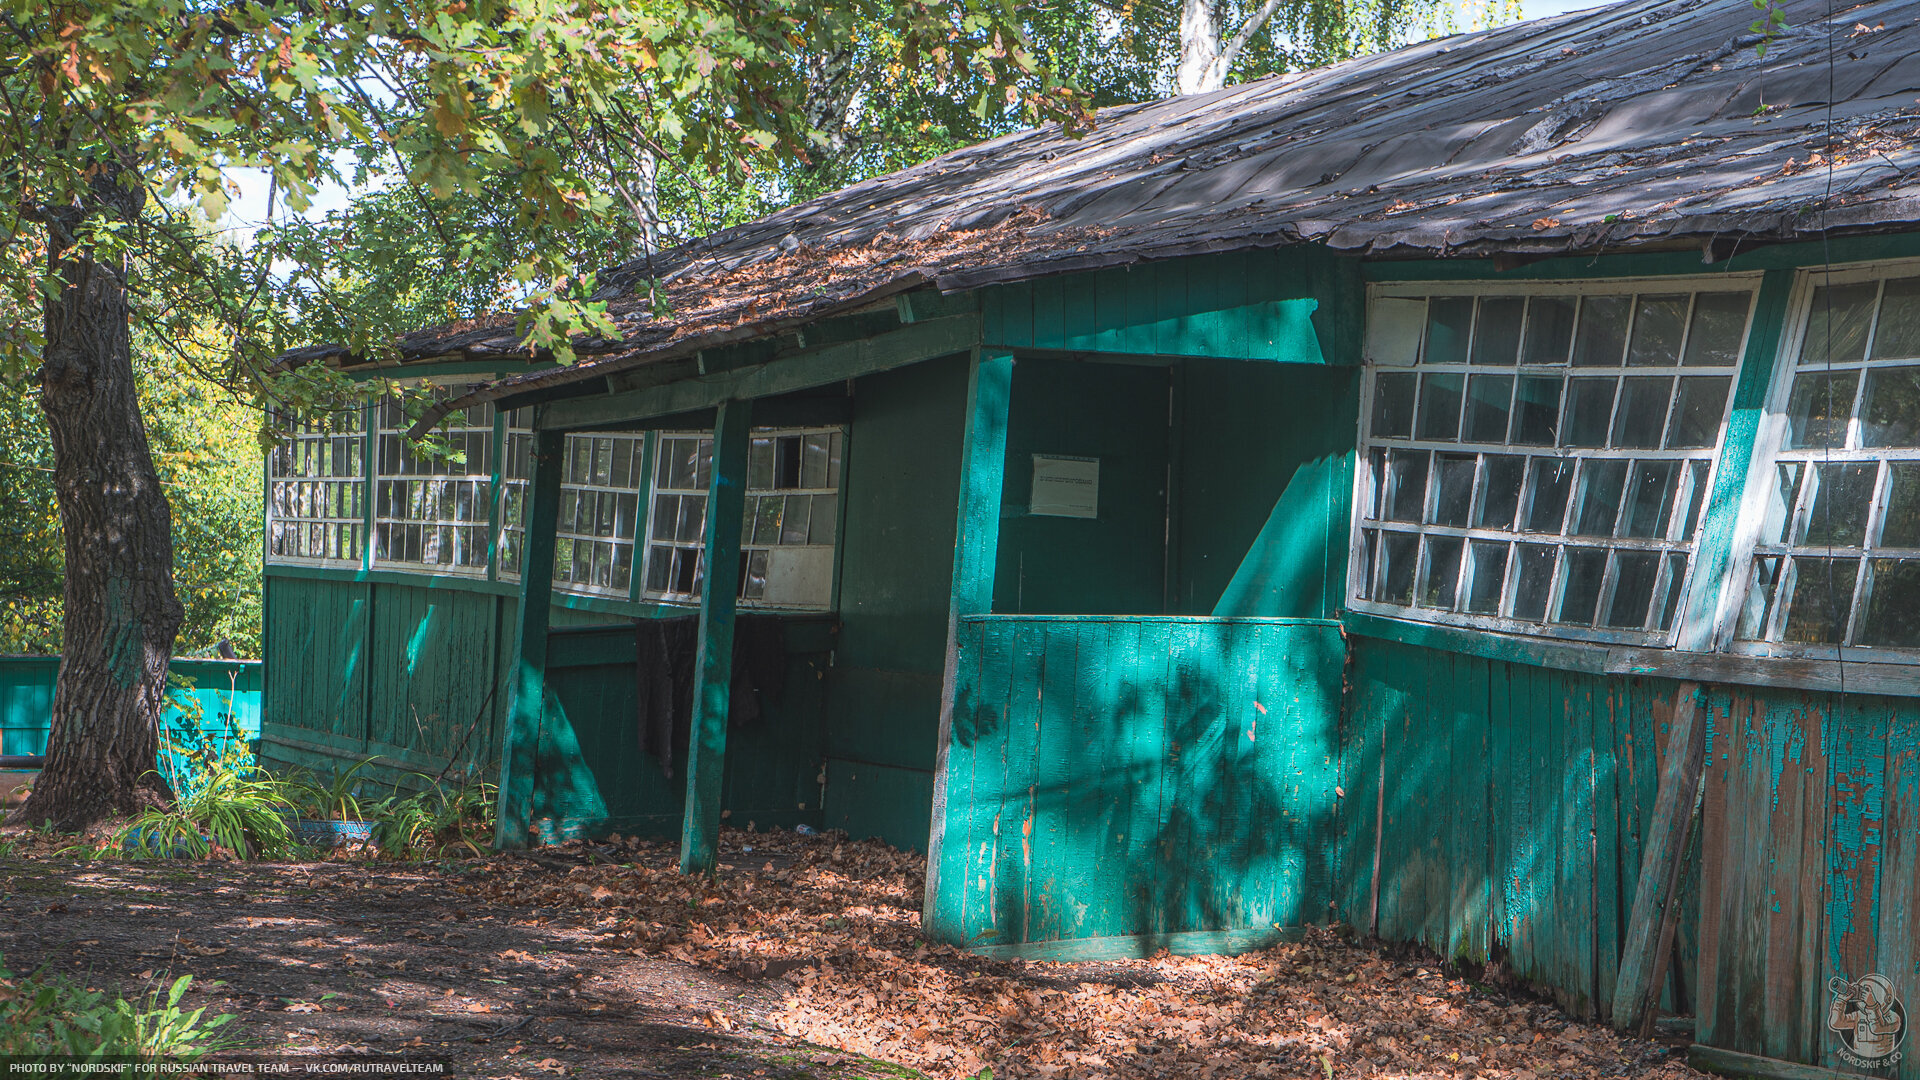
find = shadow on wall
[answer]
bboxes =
[936,617,1345,951]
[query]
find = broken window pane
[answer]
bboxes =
[1358,529,1380,599]
[1522,296,1577,364]
[1385,450,1430,522]
[1737,555,1784,640]
[1425,298,1474,364]
[1470,297,1525,365]
[1666,376,1731,449]
[1510,376,1562,445]
[1860,366,1920,447]
[1573,459,1628,537]
[1556,547,1607,625]
[1371,371,1417,438]
[1784,370,1858,450]
[1431,453,1477,527]
[1419,536,1464,609]
[1655,553,1690,631]
[1611,375,1674,449]
[1476,455,1526,529]
[1464,374,1514,443]
[1573,295,1631,366]
[1784,556,1858,643]
[1683,292,1752,366]
[1760,462,1804,545]
[1366,297,1427,365]
[1800,282,1877,365]
[1512,543,1558,621]
[1564,377,1617,446]
[1872,277,1920,359]
[1379,531,1418,605]
[1859,558,1920,648]
[1627,295,1689,366]
[1802,462,1876,548]
[1605,550,1662,629]
[1416,373,1465,440]
[1524,459,1575,533]
[1881,463,1920,548]
[1465,540,1510,615]
[1620,460,1679,539]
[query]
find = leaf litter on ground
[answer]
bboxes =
[458,829,1706,1080]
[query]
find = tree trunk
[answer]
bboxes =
[9,173,182,831]
[1177,0,1224,94]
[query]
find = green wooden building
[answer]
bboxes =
[264,0,1920,1072]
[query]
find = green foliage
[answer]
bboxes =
[0,960,235,1064]
[284,757,379,823]
[122,750,298,860]
[368,777,498,859]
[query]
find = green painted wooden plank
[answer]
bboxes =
[495,428,564,851]
[1447,652,1490,963]
[1091,267,1128,354]
[971,924,1305,962]
[1820,697,1888,1075]
[1873,702,1918,1080]
[1031,275,1065,349]
[1060,268,1098,348]
[1119,263,1157,356]
[923,350,1014,942]
[1689,1042,1871,1080]
[1342,610,1608,674]
[539,315,980,430]
[679,398,751,876]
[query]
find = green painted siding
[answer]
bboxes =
[824,354,972,849]
[992,357,1169,615]
[0,657,261,773]
[930,615,1345,950]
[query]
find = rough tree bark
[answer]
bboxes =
[9,169,183,830]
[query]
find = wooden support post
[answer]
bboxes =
[1611,680,1709,1033]
[494,428,565,851]
[922,350,1014,942]
[679,398,752,876]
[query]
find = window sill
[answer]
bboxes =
[1341,610,1920,697]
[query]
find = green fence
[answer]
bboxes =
[0,656,263,769]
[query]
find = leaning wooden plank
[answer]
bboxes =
[494,429,565,851]
[1610,680,1708,1032]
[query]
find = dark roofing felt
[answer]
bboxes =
[368,0,1920,422]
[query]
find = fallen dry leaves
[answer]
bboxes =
[456,831,1702,1080]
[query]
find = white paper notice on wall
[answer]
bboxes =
[1030,455,1100,519]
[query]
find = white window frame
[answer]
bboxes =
[264,409,367,569]
[1350,275,1763,648]
[1720,258,1920,661]
[369,390,496,577]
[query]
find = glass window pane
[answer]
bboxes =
[1463,375,1514,443]
[695,439,713,489]
[1379,532,1418,605]
[775,436,802,489]
[652,495,678,541]
[1512,543,1558,621]
[1524,459,1575,533]
[1564,377,1617,446]
[1656,553,1689,631]
[1605,551,1661,629]
[1666,376,1731,449]
[1737,554,1785,640]
[1684,292,1751,366]
[1477,455,1526,530]
[1882,463,1920,548]
[1872,277,1920,359]
[1611,376,1673,449]
[1783,556,1858,644]
[743,549,770,600]
[1860,367,1920,447]
[802,434,831,489]
[1759,461,1805,545]
[1366,297,1426,365]
[1573,460,1628,537]
[1802,462,1876,548]
[646,545,673,592]
[749,437,775,489]
[809,494,838,545]
[1358,530,1379,600]
[1418,536,1464,609]
[667,439,697,489]
[1424,298,1474,364]
[1465,541,1510,615]
[1385,450,1430,523]
[1573,295,1630,366]
[1784,370,1858,450]
[611,438,633,489]
[1510,376,1562,446]
[1800,282,1877,365]
[1470,297,1524,365]
[1556,548,1607,626]
[1521,297,1576,364]
[1416,373,1465,440]
[1860,558,1920,648]
[1627,295,1689,365]
[615,493,637,540]
[753,494,785,545]
[1620,460,1679,539]
[780,495,813,545]
[676,495,706,542]
[1431,453,1477,527]
[1370,371,1417,438]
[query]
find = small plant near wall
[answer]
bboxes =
[0,955,235,1062]
[367,777,498,859]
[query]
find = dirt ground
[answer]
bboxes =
[0,830,1707,1080]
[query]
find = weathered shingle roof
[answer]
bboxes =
[384,0,1920,421]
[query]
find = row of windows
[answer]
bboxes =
[266,403,844,611]
[1357,267,1920,660]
